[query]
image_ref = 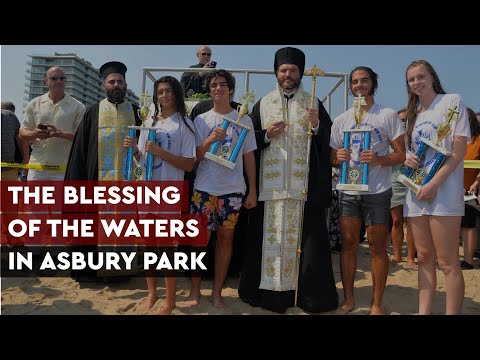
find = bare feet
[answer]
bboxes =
[184,294,201,307]
[406,259,418,269]
[155,304,176,315]
[143,294,158,309]
[334,301,355,315]
[390,256,403,265]
[369,305,384,315]
[208,296,225,308]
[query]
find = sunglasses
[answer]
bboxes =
[49,76,67,81]
[200,52,211,56]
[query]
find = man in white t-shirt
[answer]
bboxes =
[187,69,257,308]
[330,66,405,315]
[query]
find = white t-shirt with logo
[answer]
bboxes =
[404,94,470,217]
[330,103,404,195]
[137,112,196,181]
[193,109,257,196]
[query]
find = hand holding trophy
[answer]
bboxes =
[204,91,255,170]
[398,105,459,193]
[336,93,371,192]
[125,91,155,181]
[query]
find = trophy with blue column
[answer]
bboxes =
[125,91,157,181]
[336,93,371,192]
[398,105,459,193]
[204,91,254,170]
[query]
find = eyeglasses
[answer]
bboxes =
[200,52,211,56]
[49,76,67,81]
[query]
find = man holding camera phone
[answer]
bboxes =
[181,45,217,97]
[19,66,85,180]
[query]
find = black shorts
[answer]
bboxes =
[339,188,392,226]
[461,204,478,228]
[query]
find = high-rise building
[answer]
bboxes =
[24,53,139,108]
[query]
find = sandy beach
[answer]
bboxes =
[2,243,479,315]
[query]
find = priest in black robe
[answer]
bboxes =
[238,47,338,313]
[65,61,141,282]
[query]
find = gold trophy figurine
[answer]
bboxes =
[137,92,152,126]
[336,92,371,192]
[435,105,459,146]
[353,93,367,128]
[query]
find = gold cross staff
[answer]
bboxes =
[293,64,325,307]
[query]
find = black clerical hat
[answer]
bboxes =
[274,47,305,79]
[99,61,127,79]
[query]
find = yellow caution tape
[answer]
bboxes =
[464,160,480,169]
[0,162,66,171]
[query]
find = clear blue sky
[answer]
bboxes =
[2,45,479,120]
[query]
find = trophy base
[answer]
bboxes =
[397,174,421,194]
[336,183,369,192]
[204,152,236,170]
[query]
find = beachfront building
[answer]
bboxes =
[24,53,139,108]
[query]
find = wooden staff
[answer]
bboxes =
[294,64,325,307]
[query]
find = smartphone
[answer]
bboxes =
[209,61,217,68]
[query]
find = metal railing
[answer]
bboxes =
[141,67,349,116]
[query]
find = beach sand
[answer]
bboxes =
[2,243,479,315]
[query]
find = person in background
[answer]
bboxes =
[181,45,217,97]
[389,108,416,269]
[1,101,29,180]
[459,107,480,270]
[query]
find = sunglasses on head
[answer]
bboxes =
[49,76,67,81]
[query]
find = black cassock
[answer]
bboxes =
[64,101,141,281]
[238,98,338,313]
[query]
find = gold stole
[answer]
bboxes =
[98,99,136,181]
[258,84,311,292]
[97,99,138,276]
[258,84,310,201]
